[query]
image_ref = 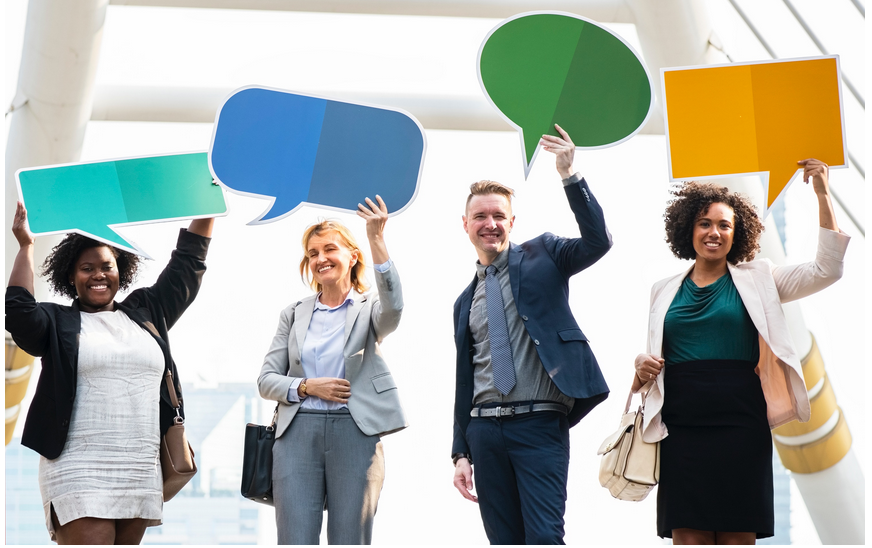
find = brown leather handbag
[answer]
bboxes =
[160,370,197,501]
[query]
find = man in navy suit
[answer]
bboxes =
[451,125,611,544]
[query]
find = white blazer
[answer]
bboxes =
[257,265,407,438]
[641,228,850,443]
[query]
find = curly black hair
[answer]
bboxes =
[40,234,142,300]
[664,181,764,265]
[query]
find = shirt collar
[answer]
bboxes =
[476,246,510,280]
[314,293,355,311]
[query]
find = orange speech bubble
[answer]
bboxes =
[663,57,846,212]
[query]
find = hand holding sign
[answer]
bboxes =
[662,57,847,213]
[209,87,426,224]
[478,12,653,177]
[16,152,227,257]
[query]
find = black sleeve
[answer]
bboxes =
[123,228,211,330]
[5,286,51,357]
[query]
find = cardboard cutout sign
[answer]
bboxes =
[478,12,654,177]
[16,152,227,257]
[209,86,426,224]
[662,56,847,213]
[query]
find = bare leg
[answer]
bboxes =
[52,505,151,545]
[114,518,150,545]
[673,528,716,545]
[715,531,756,545]
[52,506,115,545]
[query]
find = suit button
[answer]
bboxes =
[295,359,301,365]
[522,315,529,321]
[61,419,69,427]
[534,339,540,345]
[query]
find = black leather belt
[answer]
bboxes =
[470,402,567,418]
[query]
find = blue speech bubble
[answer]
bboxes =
[209,86,426,223]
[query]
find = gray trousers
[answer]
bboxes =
[273,408,385,545]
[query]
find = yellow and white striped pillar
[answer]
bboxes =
[772,334,864,545]
[5,336,35,445]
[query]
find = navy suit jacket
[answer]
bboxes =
[452,178,611,457]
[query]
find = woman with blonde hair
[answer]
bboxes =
[257,196,407,544]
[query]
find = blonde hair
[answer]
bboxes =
[466,180,515,213]
[299,220,369,293]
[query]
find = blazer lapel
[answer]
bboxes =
[293,297,316,358]
[508,243,523,304]
[649,266,690,356]
[344,292,367,347]
[728,263,769,337]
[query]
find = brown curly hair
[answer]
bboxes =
[40,234,142,300]
[664,181,764,265]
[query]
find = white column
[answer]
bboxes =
[5,0,109,298]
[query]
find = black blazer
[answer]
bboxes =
[5,229,210,459]
[452,178,612,457]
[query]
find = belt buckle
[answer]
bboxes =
[496,405,515,418]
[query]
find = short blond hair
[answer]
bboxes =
[299,220,369,293]
[465,180,515,213]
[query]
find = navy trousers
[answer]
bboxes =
[466,409,570,545]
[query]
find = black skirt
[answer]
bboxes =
[657,360,774,539]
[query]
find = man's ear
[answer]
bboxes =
[462,215,469,234]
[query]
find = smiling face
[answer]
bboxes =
[306,231,359,292]
[692,202,735,265]
[463,193,515,265]
[70,245,120,313]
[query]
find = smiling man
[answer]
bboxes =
[450,125,613,544]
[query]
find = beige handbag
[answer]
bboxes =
[597,385,660,501]
[160,370,197,502]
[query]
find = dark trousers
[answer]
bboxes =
[466,410,570,545]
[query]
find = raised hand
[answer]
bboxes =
[357,195,390,265]
[540,123,576,180]
[798,158,829,196]
[797,158,839,233]
[12,202,35,248]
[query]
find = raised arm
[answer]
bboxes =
[798,158,838,233]
[186,217,215,238]
[8,202,36,295]
[540,123,576,179]
[357,195,402,340]
[768,160,850,303]
[540,124,613,275]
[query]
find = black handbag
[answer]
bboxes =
[241,405,278,506]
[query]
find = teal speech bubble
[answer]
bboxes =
[17,152,227,258]
[478,12,654,177]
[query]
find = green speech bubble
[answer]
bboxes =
[478,12,654,177]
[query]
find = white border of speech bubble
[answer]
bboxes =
[15,150,229,259]
[208,84,428,226]
[477,11,656,179]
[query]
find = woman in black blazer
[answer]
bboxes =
[6,202,214,545]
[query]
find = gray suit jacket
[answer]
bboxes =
[257,264,407,438]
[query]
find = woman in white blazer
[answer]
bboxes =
[257,196,407,545]
[632,159,849,545]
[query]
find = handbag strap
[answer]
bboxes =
[164,370,184,425]
[623,381,654,414]
[267,404,279,432]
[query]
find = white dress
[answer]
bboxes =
[39,310,165,539]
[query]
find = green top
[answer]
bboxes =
[663,272,760,365]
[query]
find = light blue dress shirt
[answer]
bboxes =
[287,260,393,408]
